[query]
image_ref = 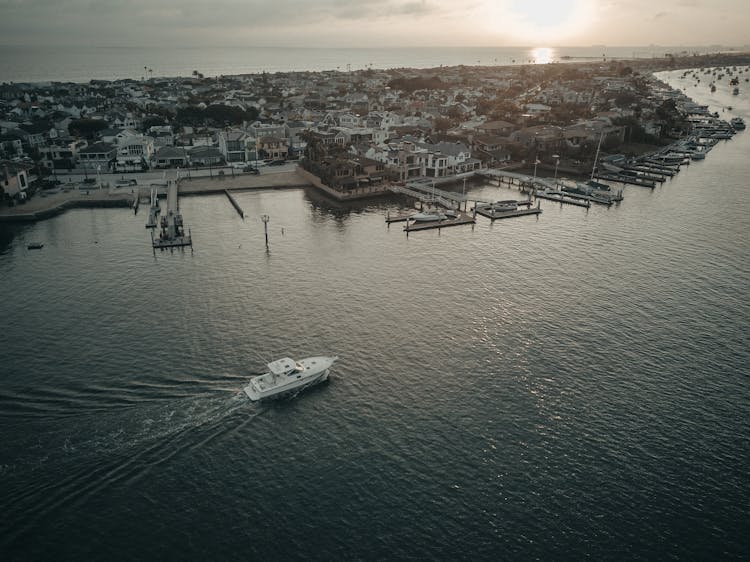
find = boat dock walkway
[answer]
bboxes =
[145,187,159,228]
[152,182,192,250]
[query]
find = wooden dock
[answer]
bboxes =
[594,173,656,188]
[534,192,591,208]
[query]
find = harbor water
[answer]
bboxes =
[0,73,748,560]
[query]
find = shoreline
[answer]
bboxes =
[0,170,316,223]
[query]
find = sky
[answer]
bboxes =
[1,0,748,48]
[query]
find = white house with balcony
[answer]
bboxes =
[218,130,250,163]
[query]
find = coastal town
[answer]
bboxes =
[1,51,749,222]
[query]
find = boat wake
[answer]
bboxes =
[0,388,264,552]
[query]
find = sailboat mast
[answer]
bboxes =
[591,132,604,181]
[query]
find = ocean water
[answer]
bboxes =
[0,73,749,560]
[0,44,721,83]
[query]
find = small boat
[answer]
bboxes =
[490,200,518,212]
[409,210,447,222]
[243,356,338,401]
[27,243,44,250]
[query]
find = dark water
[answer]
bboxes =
[1,74,749,560]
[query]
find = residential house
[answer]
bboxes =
[523,103,552,116]
[510,125,564,152]
[476,120,515,136]
[78,142,117,171]
[17,122,52,148]
[188,146,223,167]
[0,134,24,159]
[1,160,30,200]
[38,138,87,169]
[257,136,289,161]
[153,146,188,169]
[217,130,249,163]
[116,134,155,171]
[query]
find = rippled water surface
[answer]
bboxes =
[1,73,749,560]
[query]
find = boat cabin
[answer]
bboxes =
[267,357,304,377]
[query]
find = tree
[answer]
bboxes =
[68,119,108,139]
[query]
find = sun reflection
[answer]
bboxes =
[529,47,556,64]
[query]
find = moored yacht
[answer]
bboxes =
[409,210,447,222]
[243,356,338,401]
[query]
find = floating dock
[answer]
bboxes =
[594,173,656,188]
[534,191,591,208]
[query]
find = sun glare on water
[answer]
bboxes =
[529,46,555,64]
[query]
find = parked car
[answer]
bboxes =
[243,166,260,174]
[268,160,286,166]
[115,178,138,187]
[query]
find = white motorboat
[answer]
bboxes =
[490,200,518,212]
[409,210,447,222]
[243,356,338,401]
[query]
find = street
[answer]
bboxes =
[53,162,299,186]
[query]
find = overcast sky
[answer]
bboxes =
[1,0,748,48]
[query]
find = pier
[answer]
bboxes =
[152,182,192,250]
[145,187,160,228]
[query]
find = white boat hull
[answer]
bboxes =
[243,356,337,401]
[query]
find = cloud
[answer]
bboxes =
[0,0,748,47]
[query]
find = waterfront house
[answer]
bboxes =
[78,142,117,172]
[1,160,30,201]
[188,145,223,167]
[257,136,289,161]
[116,135,155,171]
[153,146,188,169]
[217,130,249,163]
